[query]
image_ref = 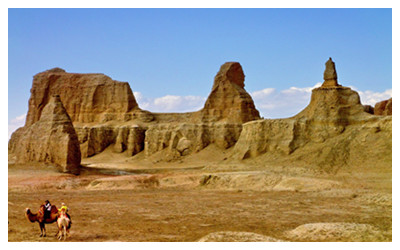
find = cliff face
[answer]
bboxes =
[25,68,139,126]
[75,125,146,158]
[9,95,81,174]
[144,123,243,160]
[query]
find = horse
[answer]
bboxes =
[25,204,59,237]
[57,208,71,240]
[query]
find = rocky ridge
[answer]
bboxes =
[9,62,261,169]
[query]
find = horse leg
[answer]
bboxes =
[63,226,67,241]
[57,223,62,240]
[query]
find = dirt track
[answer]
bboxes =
[8,161,391,242]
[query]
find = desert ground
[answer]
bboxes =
[8,145,392,242]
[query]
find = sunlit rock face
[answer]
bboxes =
[9,95,81,174]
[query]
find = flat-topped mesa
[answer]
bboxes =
[198,62,260,123]
[9,95,81,174]
[322,57,340,88]
[25,68,139,126]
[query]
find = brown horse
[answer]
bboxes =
[25,204,59,237]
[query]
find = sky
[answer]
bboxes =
[8,8,392,138]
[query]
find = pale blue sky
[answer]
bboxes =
[8,8,392,133]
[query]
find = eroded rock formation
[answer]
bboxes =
[232,58,391,170]
[142,62,260,159]
[197,62,260,123]
[9,59,391,171]
[374,98,392,116]
[9,62,260,163]
[25,68,141,126]
[322,57,340,87]
[144,123,243,160]
[9,95,81,174]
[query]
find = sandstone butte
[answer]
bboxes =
[9,95,81,174]
[8,59,392,173]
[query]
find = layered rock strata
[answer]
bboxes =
[9,95,81,174]
[25,67,141,126]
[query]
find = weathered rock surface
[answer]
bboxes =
[144,123,242,160]
[8,95,81,174]
[374,98,392,116]
[232,58,392,170]
[25,68,140,125]
[9,59,391,172]
[75,125,146,158]
[196,62,260,123]
[285,222,387,241]
[232,85,373,159]
[13,63,260,160]
[142,62,259,159]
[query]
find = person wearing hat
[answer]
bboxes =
[44,200,52,219]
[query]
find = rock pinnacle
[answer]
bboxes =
[322,57,340,87]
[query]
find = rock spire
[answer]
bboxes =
[322,57,340,87]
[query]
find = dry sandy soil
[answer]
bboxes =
[8,146,392,242]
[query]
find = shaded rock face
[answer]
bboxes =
[197,62,260,123]
[363,105,374,114]
[75,125,146,158]
[374,98,392,116]
[232,58,391,170]
[9,95,81,174]
[25,68,139,126]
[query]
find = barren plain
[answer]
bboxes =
[8,145,391,242]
